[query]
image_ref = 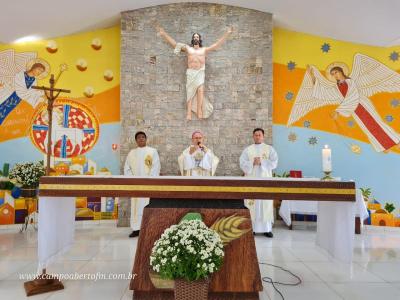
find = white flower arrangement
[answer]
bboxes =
[9,161,46,188]
[150,219,224,281]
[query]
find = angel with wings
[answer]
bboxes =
[0,49,49,125]
[287,53,400,152]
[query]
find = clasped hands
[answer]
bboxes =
[253,157,262,166]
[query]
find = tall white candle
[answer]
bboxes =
[322,145,332,172]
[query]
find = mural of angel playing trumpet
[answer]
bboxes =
[287,53,400,152]
[0,49,49,125]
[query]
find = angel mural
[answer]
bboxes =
[0,49,49,125]
[287,53,400,152]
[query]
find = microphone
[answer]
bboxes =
[197,141,205,151]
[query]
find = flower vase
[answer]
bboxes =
[174,278,209,300]
[20,188,38,198]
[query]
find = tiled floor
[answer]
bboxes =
[0,222,399,300]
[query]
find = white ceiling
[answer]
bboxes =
[1,0,400,46]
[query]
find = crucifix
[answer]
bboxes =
[32,64,70,175]
[24,65,71,296]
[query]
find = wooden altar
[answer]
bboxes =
[39,176,356,300]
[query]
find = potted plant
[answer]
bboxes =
[150,219,224,300]
[273,171,290,178]
[9,161,45,197]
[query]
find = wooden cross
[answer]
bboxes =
[24,67,71,296]
[32,71,70,175]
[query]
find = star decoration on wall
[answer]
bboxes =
[347,120,355,127]
[288,132,297,142]
[391,99,399,108]
[321,43,331,53]
[285,91,294,101]
[303,120,311,128]
[308,136,318,145]
[385,115,394,122]
[287,61,296,71]
[389,51,399,62]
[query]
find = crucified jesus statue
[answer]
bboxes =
[156,25,233,120]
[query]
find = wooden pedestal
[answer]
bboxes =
[130,207,262,299]
[24,278,64,296]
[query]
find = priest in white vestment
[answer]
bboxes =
[124,131,160,237]
[240,128,278,238]
[178,130,219,176]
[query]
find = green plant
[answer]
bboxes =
[1,163,10,177]
[150,220,224,281]
[273,171,290,178]
[384,203,395,214]
[0,178,14,190]
[360,188,372,200]
[9,161,45,188]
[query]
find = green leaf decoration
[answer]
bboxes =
[180,212,203,223]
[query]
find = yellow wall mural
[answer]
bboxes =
[273,27,400,225]
[0,26,121,225]
[0,25,120,143]
[274,28,400,154]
